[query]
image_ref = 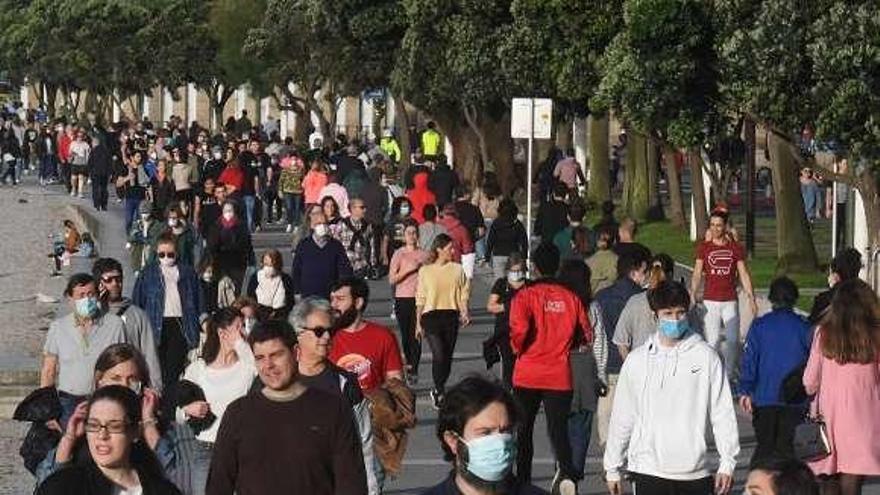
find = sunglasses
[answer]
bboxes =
[157,252,176,259]
[301,326,333,338]
[101,275,123,284]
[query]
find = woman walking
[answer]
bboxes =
[246,249,295,320]
[416,234,470,409]
[178,308,256,495]
[484,252,528,389]
[804,279,880,495]
[388,219,429,386]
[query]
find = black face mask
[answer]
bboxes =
[333,307,358,330]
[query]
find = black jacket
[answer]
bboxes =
[454,200,484,241]
[534,199,568,240]
[486,217,528,258]
[14,387,62,474]
[809,287,835,325]
[88,143,112,176]
[429,165,459,206]
[422,472,548,495]
[36,462,181,495]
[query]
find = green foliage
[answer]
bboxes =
[593,0,717,149]
[809,1,880,162]
[392,0,512,117]
[500,0,622,116]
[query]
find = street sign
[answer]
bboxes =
[533,98,553,139]
[511,98,533,138]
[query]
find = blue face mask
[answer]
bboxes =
[75,296,99,318]
[460,433,516,482]
[658,317,690,339]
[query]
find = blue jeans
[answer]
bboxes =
[190,440,213,495]
[284,192,303,225]
[40,155,57,181]
[124,197,141,233]
[243,194,256,232]
[568,409,594,480]
[475,218,492,262]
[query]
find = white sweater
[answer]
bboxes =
[178,339,256,443]
[603,332,739,481]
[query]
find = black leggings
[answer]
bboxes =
[395,297,421,374]
[159,317,189,387]
[421,310,459,392]
[514,387,574,482]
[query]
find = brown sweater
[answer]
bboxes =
[206,387,368,495]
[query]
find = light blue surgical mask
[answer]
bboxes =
[459,433,516,482]
[75,296,99,318]
[658,317,690,339]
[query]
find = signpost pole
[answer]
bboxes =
[526,99,534,267]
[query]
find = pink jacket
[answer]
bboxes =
[302,170,329,204]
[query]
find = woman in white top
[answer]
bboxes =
[68,131,91,199]
[245,249,295,320]
[178,307,255,495]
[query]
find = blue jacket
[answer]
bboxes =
[595,277,644,374]
[738,308,812,407]
[292,236,353,299]
[131,262,205,349]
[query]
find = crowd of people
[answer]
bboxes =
[7,106,880,495]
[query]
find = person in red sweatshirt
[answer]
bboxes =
[437,204,473,268]
[509,241,592,495]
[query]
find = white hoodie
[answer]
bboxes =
[603,332,739,481]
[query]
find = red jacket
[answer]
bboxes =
[406,172,436,223]
[509,280,592,391]
[438,214,473,262]
[57,133,72,163]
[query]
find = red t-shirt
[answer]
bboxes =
[696,240,744,301]
[329,321,403,392]
[218,166,245,192]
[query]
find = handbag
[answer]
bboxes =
[793,398,832,462]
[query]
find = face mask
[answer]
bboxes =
[262,266,277,278]
[75,296,99,318]
[202,271,213,283]
[167,218,178,228]
[244,317,256,335]
[458,433,516,482]
[314,223,329,239]
[507,271,525,284]
[222,211,234,221]
[399,206,411,216]
[213,151,222,160]
[658,317,690,339]
[159,256,176,267]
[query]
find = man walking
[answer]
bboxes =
[207,319,368,494]
[509,242,592,494]
[92,258,162,391]
[604,281,739,495]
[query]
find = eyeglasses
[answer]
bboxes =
[157,252,176,259]
[101,275,123,284]
[300,326,333,338]
[85,420,130,435]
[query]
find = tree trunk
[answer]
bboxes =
[393,95,411,168]
[482,113,515,194]
[462,104,489,176]
[767,130,818,272]
[663,145,687,228]
[689,149,709,236]
[587,113,610,206]
[859,168,880,251]
[647,137,660,209]
[624,132,650,220]
[46,84,58,119]
[555,118,572,150]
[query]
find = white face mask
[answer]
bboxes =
[159,256,176,267]
[167,218,178,228]
[314,223,329,239]
[213,151,222,160]
[262,266,277,278]
[222,210,234,221]
[201,271,213,282]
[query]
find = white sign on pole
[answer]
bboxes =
[511,98,533,139]
[532,98,553,139]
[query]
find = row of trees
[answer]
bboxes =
[0,0,878,271]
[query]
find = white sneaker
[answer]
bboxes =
[286,224,293,233]
[557,479,576,495]
[69,191,75,197]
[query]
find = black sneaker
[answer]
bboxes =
[430,389,443,410]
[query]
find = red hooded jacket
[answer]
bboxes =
[509,280,592,391]
[438,214,474,262]
[406,171,436,223]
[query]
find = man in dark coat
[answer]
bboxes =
[88,136,113,211]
